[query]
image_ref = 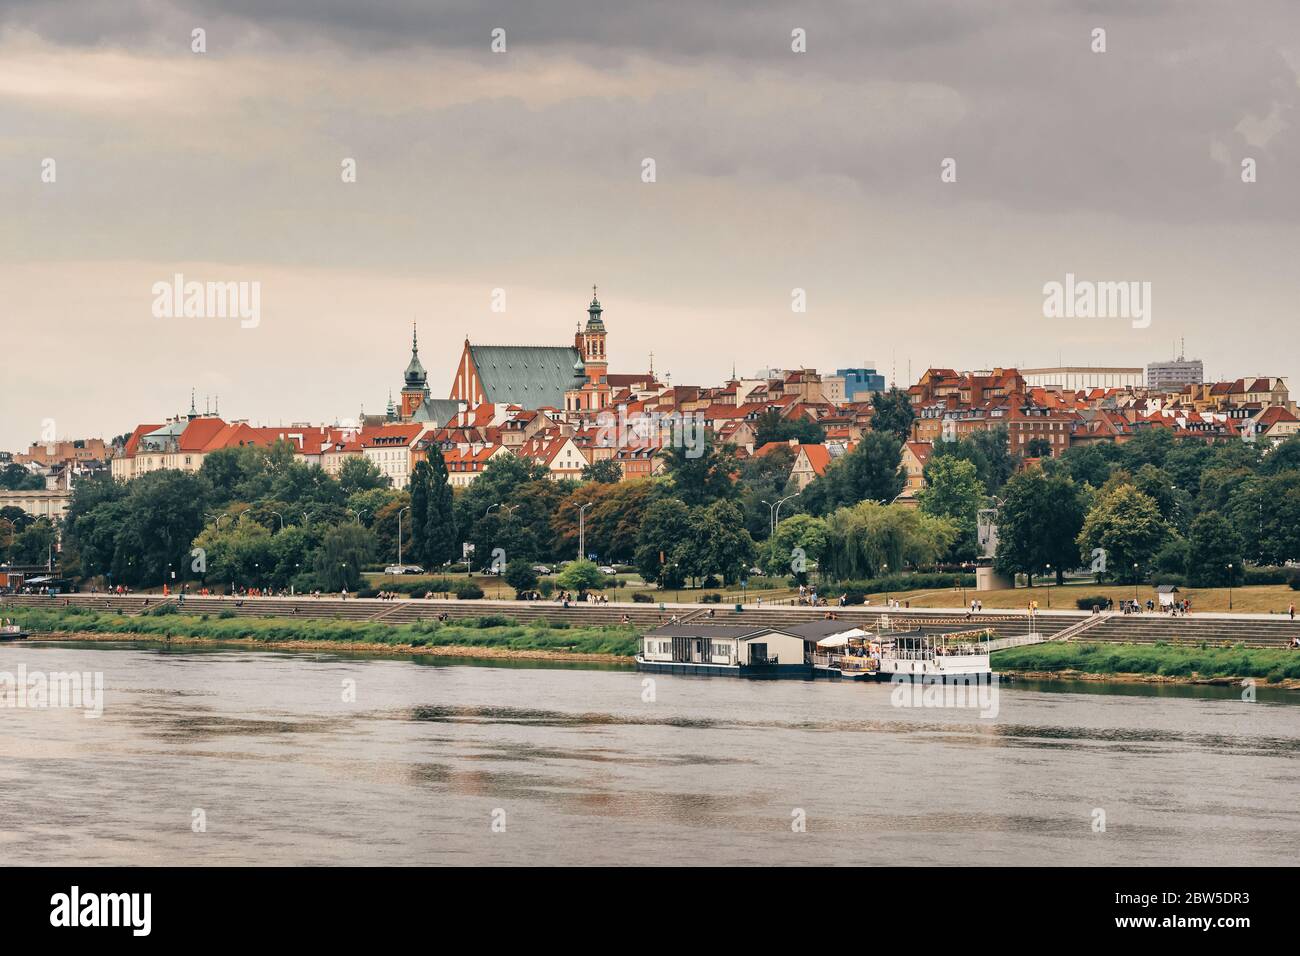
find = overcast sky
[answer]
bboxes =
[2,0,1297,450]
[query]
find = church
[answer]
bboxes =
[374,288,650,427]
[451,287,648,413]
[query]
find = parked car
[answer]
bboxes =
[748,567,766,577]
[532,565,552,575]
[598,566,617,575]
[384,565,425,575]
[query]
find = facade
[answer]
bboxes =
[837,367,886,401]
[1147,357,1204,391]
[0,488,73,522]
[361,424,427,489]
[1021,367,1143,390]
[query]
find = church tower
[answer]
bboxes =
[570,285,611,411]
[400,323,432,420]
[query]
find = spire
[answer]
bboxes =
[586,284,605,331]
[188,388,197,418]
[404,322,427,388]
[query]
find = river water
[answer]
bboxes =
[1,641,1296,866]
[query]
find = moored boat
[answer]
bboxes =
[0,621,29,641]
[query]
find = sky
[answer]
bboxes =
[2,0,1298,450]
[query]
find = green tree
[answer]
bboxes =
[764,512,828,579]
[410,452,457,568]
[556,558,606,593]
[1076,484,1171,584]
[994,470,1088,584]
[822,502,956,581]
[314,523,375,592]
[1024,437,1053,458]
[917,455,984,562]
[753,408,826,446]
[1185,511,1243,588]
[504,557,539,596]
[339,456,390,494]
[634,498,693,586]
[870,388,915,442]
[661,440,738,507]
[802,432,905,515]
[581,458,624,484]
[0,463,44,491]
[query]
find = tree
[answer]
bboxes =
[410,452,457,568]
[504,557,539,596]
[993,470,1088,584]
[313,523,375,592]
[1076,483,1171,584]
[661,440,738,507]
[556,558,605,593]
[968,426,1016,493]
[821,502,956,581]
[753,408,825,446]
[1024,437,1053,458]
[634,498,693,586]
[339,456,390,494]
[1185,511,1243,588]
[686,499,756,585]
[917,456,984,562]
[11,518,56,565]
[581,458,624,484]
[0,463,44,491]
[870,388,915,442]
[764,513,828,579]
[802,432,905,515]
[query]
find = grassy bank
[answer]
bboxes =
[875,582,1299,613]
[7,606,639,658]
[993,641,1300,683]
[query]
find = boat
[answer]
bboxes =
[0,622,29,641]
[874,626,993,682]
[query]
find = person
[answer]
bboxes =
[1290,603,1295,621]
[621,614,630,625]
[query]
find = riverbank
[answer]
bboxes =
[7,607,639,661]
[992,641,1300,688]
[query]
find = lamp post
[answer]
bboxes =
[578,502,593,562]
[268,510,284,532]
[882,562,889,606]
[1045,564,1052,608]
[1227,563,1234,610]
[396,506,410,575]
[1133,563,1139,603]
[773,492,801,532]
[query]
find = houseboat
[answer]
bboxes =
[636,623,813,679]
[636,617,994,683]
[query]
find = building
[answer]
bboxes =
[360,423,427,489]
[449,288,649,414]
[0,488,73,522]
[1021,367,1143,390]
[837,367,886,402]
[1147,356,1204,391]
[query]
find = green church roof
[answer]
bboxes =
[469,345,584,409]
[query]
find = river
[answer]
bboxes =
[2,641,1296,865]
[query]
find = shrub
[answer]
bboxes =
[218,609,236,619]
[474,614,515,628]
[152,603,178,616]
[1244,566,1290,586]
[841,590,866,606]
[631,592,653,603]
[356,588,379,598]
[701,593,722,604]
[1075,595,1109,610]
[454,582,484,600]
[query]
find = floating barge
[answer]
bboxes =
[635,617,993,682]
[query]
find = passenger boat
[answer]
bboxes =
[874,626,993,682]
[0,622,29,641]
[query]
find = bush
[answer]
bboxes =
[356,588,379,598]
[152,603,178,616]
[701,593,722,604]
[831,572,976,594]
[1075,595,1110,610]
[841,590,866,606]
[1242,566,1289,586]
[218,609,236,619]
[631,592,653,603]
[474,614,515,628]
[454,582,484,600]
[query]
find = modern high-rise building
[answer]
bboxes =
[1147,356,1204,390]
[837,367,886,401]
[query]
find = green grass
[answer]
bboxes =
[993,641,1300,682]
[6,606,638,657]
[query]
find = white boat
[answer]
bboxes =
[0,622,29,641]
[875,628,993,681]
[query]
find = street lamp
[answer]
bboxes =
[773,492,801,534]
[396,506,410,572]
[1133,563,1139,603]
[578,502,593,561]
[1227,563,1234,610]
[1045,564,1052,608]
